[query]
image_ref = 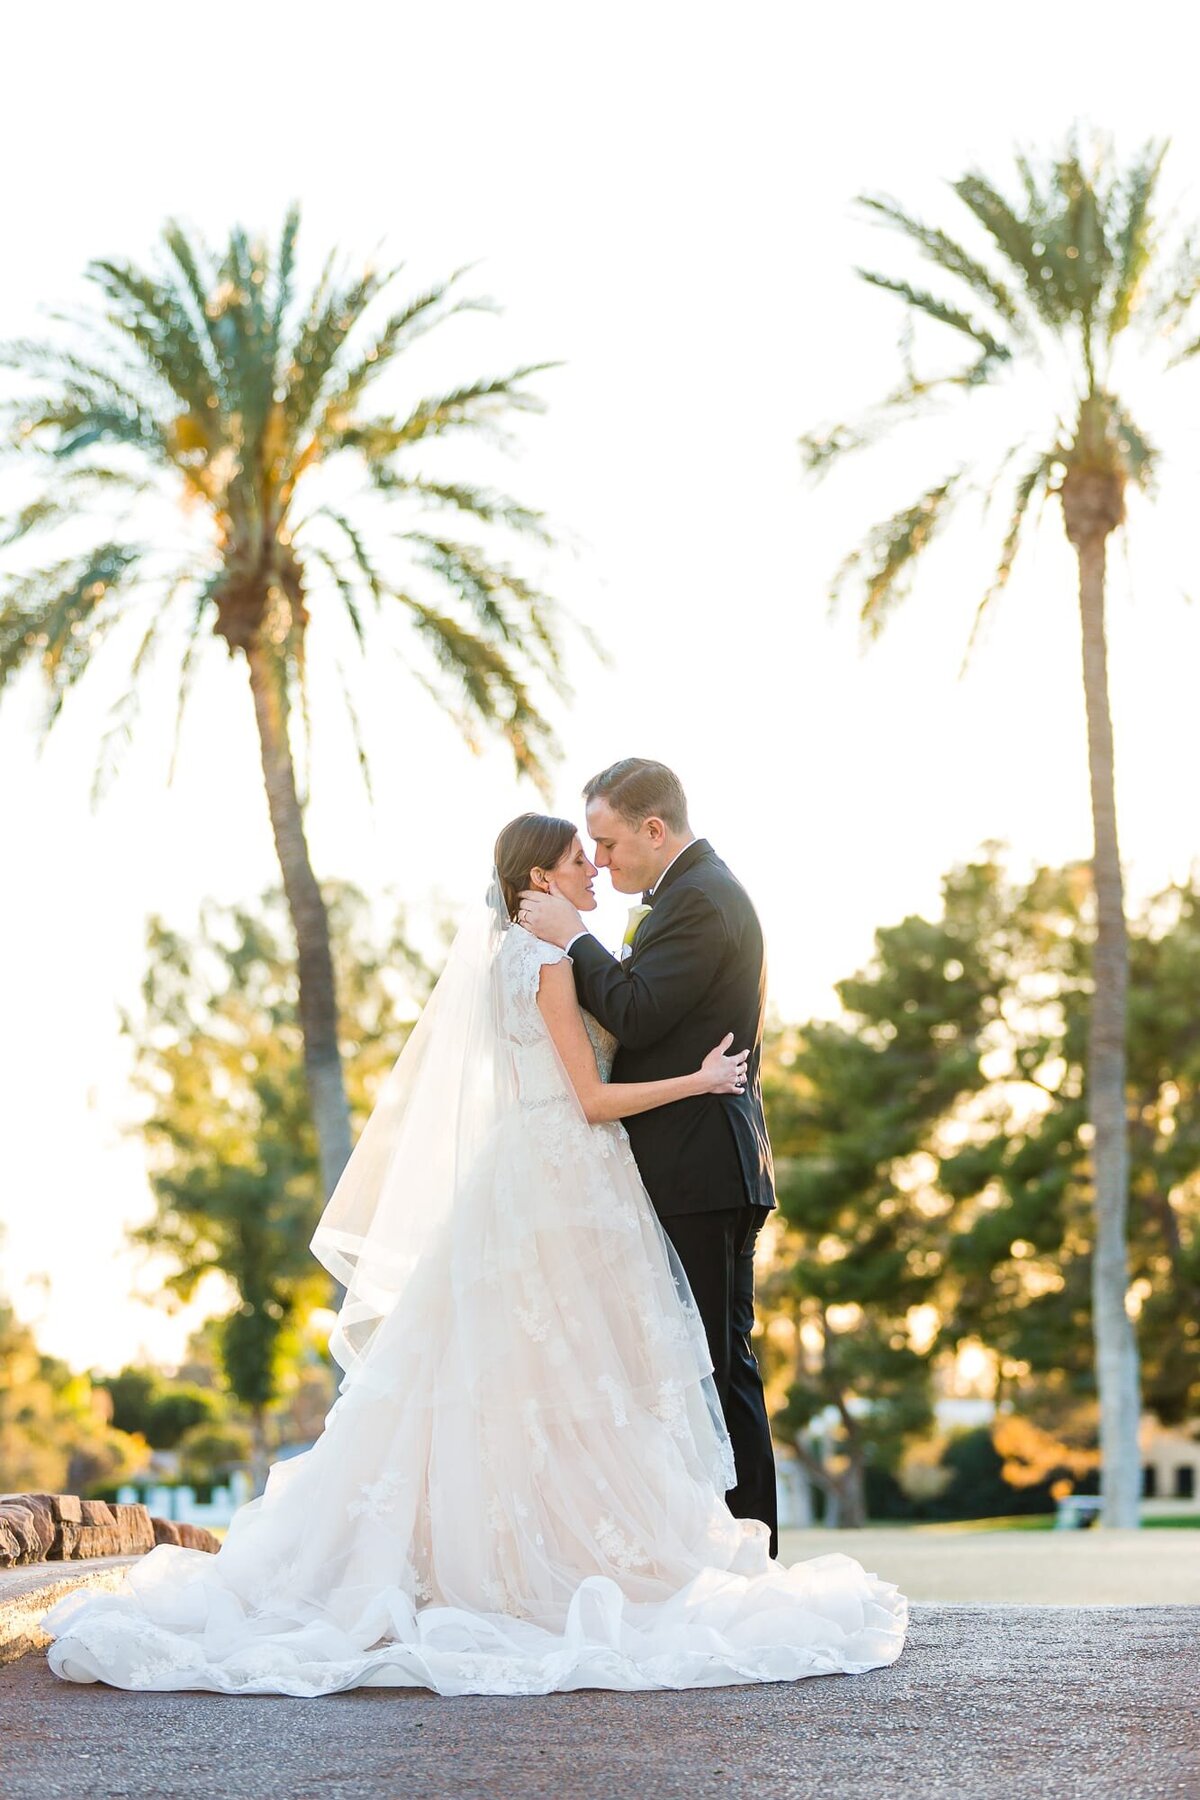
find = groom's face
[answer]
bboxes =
[585,797,665,896]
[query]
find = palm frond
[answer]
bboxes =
[1050,147,1113,344]
[4,388,165,462]
[344,363,561,462]
[953,173,1075,329]
[85,258,224,422]
[270,204,302,361]
[1146,227,1200,345]
[854,269,1013,365]
[404,532,566,689]
[212,227,277,455]
[333,657,375,804]
[280,258,397,446]
[0,469,154,546]
[1105,140,1167,342]
[0,337,152,405]
[167,580,218,786]
[302,545,367,649]
[398,595,557,792]
[158,223,230,401]
[1109,398,1158,489]
[376,475,554,543]
[0,495,72,548]
[800,364,988,481]
[91,575,193,805]
[831,475,962,639]
[317,267,499,422]
[961,452,1057,668]
[857,193,1034,340]
[0,542,145,732]
[305,507,386,603]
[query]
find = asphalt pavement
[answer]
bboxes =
[2,1606,1198,1800]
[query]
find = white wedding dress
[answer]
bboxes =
[45,917,906,1696]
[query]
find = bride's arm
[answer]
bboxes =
[536,961,745,1125]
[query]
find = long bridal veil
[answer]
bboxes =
[311,873,513,1383]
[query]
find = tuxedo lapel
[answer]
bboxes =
[626,842,714,965]
[649,839,713,904]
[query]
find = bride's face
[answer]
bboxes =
[535,834,598,911]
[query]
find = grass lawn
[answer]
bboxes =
[869,1512,1200,1532]
[893,1515,1056,1533]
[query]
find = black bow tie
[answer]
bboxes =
[642,889,655,908]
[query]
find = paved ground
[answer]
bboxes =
[0,1559,139,1665]
[777,1526,1200,1604]
[3,1607,1198,1800]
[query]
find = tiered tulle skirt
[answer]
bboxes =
[45,1101,906,1695]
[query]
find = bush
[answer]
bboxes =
[936,1427,1057,1519]
[101,1367,225,1449]
[177,1421,252,1488]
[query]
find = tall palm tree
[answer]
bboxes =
[0,208,570,1206]
[800,133,1200,1527]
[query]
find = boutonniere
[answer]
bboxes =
[620,903,652,960]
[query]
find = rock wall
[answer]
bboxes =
[0,1493,219,1565]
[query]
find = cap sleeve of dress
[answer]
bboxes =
[518,929,572,978]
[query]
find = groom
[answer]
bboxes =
[520,757,778,1555]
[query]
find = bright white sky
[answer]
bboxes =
[3,0,1199,1374]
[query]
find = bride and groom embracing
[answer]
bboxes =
[45,758,906,1696]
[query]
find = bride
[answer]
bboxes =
[44,814,907,1697]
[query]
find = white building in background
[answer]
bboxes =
[117,1470,254,1529]
[1140,1420,1200,1515]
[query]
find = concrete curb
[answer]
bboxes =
[0,1556,140,1666]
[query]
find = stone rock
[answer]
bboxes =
[51,1521,82,1561]
[73,1524,124,1559]
[0,1498,54,1559]
[79,1499,117,1529]
[0,1518,26,1567]
[112,1503,155,1555]
[0,1507,43,1564]
[176,1523,220,1554]
[0,1490,207,1564]
[0,1493,75,1557]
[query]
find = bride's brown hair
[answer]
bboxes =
[494,813,577,921]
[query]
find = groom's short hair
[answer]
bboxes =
[583,759,690,833]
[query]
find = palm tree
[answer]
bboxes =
[0,208,570,1204]
[799,132,1200,1527]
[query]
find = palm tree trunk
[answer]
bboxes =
[833,1398,868,1528]
[245,640,353,1204]
[1075,531,1142,1528]
[248,1404,271,1497]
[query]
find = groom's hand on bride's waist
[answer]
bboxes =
[519,887,584,949]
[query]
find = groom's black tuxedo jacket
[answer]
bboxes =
[569,840,776,1220]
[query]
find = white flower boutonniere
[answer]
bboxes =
[620,903,652,961]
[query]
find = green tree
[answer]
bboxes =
[177,1420,254,1491]
[764,854,1200,1522]
[0,1297,147,1494]
[0,208,570,1206]
[128,882,431,1486]
[799,133,1200,1524]
[100,1366,222,1448]
[941,867,1200,1435]
[763,882,999,1524]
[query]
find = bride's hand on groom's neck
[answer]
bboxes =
[519,884,583,948]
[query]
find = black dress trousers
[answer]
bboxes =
[660,1204,779,1557]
